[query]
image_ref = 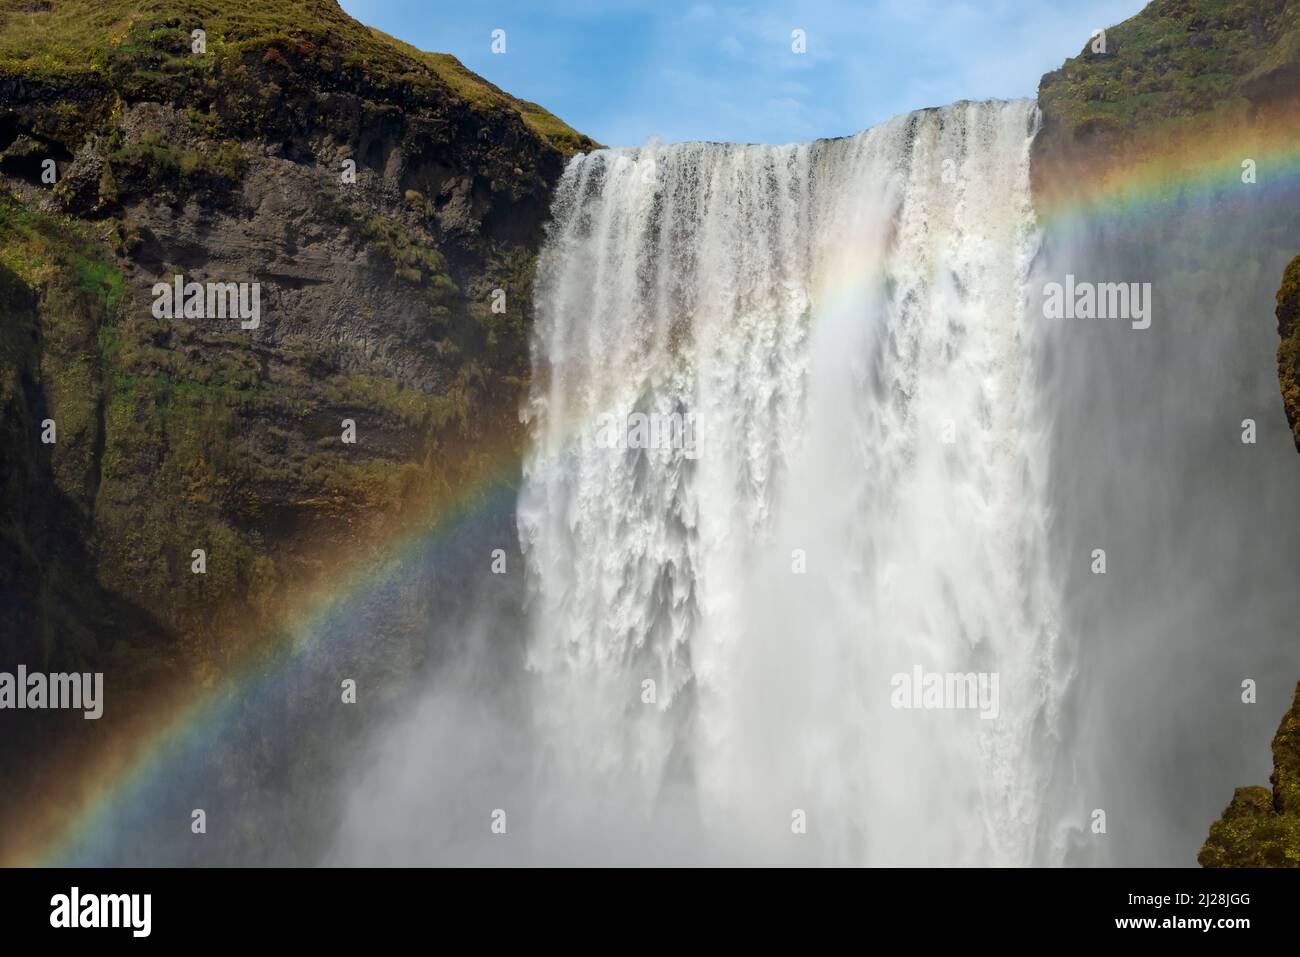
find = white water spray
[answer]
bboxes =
[517,99,1067,865]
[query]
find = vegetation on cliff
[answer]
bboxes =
[1199,683,1300,866]
[1200,233,1300,870]
[1034,0,1300,199]
[1199,258,1300,866]
[0,0,594,657]
[1277,256,1300,451]
[0,0,598,863]
[1039,0,1300,137]
[1031,0,1300,869]
[0,0,596,154]
[0,0,593,845]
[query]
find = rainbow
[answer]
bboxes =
[2,420,528,866]
[7,102,1300,867]
[1035,108,1300,228]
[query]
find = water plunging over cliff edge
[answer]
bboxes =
[516,99,1067,865]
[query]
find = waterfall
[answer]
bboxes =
[517,99,1066,865]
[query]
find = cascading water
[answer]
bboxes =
[516,99,1068,865]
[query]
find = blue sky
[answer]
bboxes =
[339,0,1146,147]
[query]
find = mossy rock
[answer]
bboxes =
[1200,683,1300,867]
[1277,256,1300,452]
[0,0,597,155]
[1033,0,1300,199]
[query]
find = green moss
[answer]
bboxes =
[322,372,461,431]
[90,306,467,635]
[361,216,458,302]
[0,184,484,648]
[0,0,549,682]
[1038,0,1300,146]
[0,191,119,518]
[0,0,595,154]
[466,242,534,375]
[1201,684,1300,867]
[391,42,601,153]
[104,130,246,203]
[72,254,129,312]
[1273,681,1300,814]
[0,189,130,669]
[1277,256,1300,452]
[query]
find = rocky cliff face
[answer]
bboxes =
[0,0,591,849]
[1198,259,1300,866]
[1031,0,1300,867]
[1195,53,1300,870]
[1277,256,1300,451]
[0,0,592,665]
[1034,0,1300,200]
[5,0,1299,868]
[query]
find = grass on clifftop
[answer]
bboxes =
[369,29,601,154]
[1039,0,1300,141]
[0,0,597,154]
